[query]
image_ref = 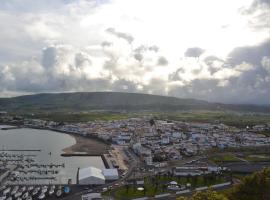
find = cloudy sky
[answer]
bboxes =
[0,0,270,104]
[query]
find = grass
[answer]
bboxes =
[152,111,270,128]
[105,175,227,200]
[16,110,270,127]
[244,154,270,162]
[23,112,129,122]
[209,153,240,163]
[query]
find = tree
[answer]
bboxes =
[176,190,228,200]
[176,197,188,200]
[191,190,228,200]
[229,167,270,200]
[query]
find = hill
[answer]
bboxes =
[0,92,269,113]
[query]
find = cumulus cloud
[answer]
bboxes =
[184,47,205,58]
[157,56,168,66]
[106,28,134,44]
[1,0,270,104]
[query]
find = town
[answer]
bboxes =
[1,111,270,199]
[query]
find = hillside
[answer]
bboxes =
[0,92,269,113]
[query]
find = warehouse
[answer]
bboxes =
[78,167,105,185]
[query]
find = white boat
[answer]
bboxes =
[11,186,19,195]
[41,188,47,194]
[56,190,62,197]
[14,191,22,198]
[3,187,11,195]
[16,198,22,200]
[0,185,6,191]
[6,197,12,200]
[32,189,38,196]
[22,192,29,199]
[27,186,33,191]
[20,187,26,192]
[26,197,32,200]
[0,196,6,200]
[38,193,45,200]
[48,188,54,195]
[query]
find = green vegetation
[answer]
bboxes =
[152,111,270,128]
[177,190,229,200]
[244,154,270,162]
[209,153,240,164]
[178,167,270,200]
[24,112,129,122]
[228,167,270,200]
[1,92,270,117]
[105,174,227,200]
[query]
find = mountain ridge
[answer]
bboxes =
[0,92,269,113]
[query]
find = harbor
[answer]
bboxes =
[0,128,106,185]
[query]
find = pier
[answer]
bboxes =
[0,125,18,130]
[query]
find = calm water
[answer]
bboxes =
[0,128,105,184]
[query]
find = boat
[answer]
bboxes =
[41,187,47,194]
[0,196,6,200]
[11,186,19,195]
[6,197,12,200]
[38,193,45,200]
[48,188,54,195]
[64,186,70,194]
[20,187,26,192]
[27,186,33,191]
[16,198,22,200]
[31,188,38,196]
[56,190,62,198]
[14,191,22,198]
[25,197,32,200]
[22,192,29,199]
[0,185,6,191]
[3,187,11,195]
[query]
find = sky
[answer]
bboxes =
[0,0,270,104]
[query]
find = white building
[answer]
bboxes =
[102,169,119,180]
[78,167,105,185]
[81,193,102,200]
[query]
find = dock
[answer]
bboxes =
[0,125,18,130]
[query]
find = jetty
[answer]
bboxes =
[0,125,18,130]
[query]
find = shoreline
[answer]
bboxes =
[0,124,110,156]
[62,133,109,156]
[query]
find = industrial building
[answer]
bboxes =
[78,167,119,185]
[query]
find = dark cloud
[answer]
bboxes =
[204,56,225,75]
[42,47,57,69]
[184,47,205,57]
[168,68,185,81]
[106,27,134,44]
[157,56,168,66]
[134,53,143,62]
[228,39,270,66]
[149,45,159,52]
[101,41,112,47]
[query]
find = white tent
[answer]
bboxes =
[78,167,105,185]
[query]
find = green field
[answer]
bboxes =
[209,153,240,164]
[23,112,130,122]
[152,111,270,128]
[20,110,270,127]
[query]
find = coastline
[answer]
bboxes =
[62,133,109,156]
[0,124,109,156]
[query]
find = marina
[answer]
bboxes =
[0,128,105,185]
[0,184,70,200]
